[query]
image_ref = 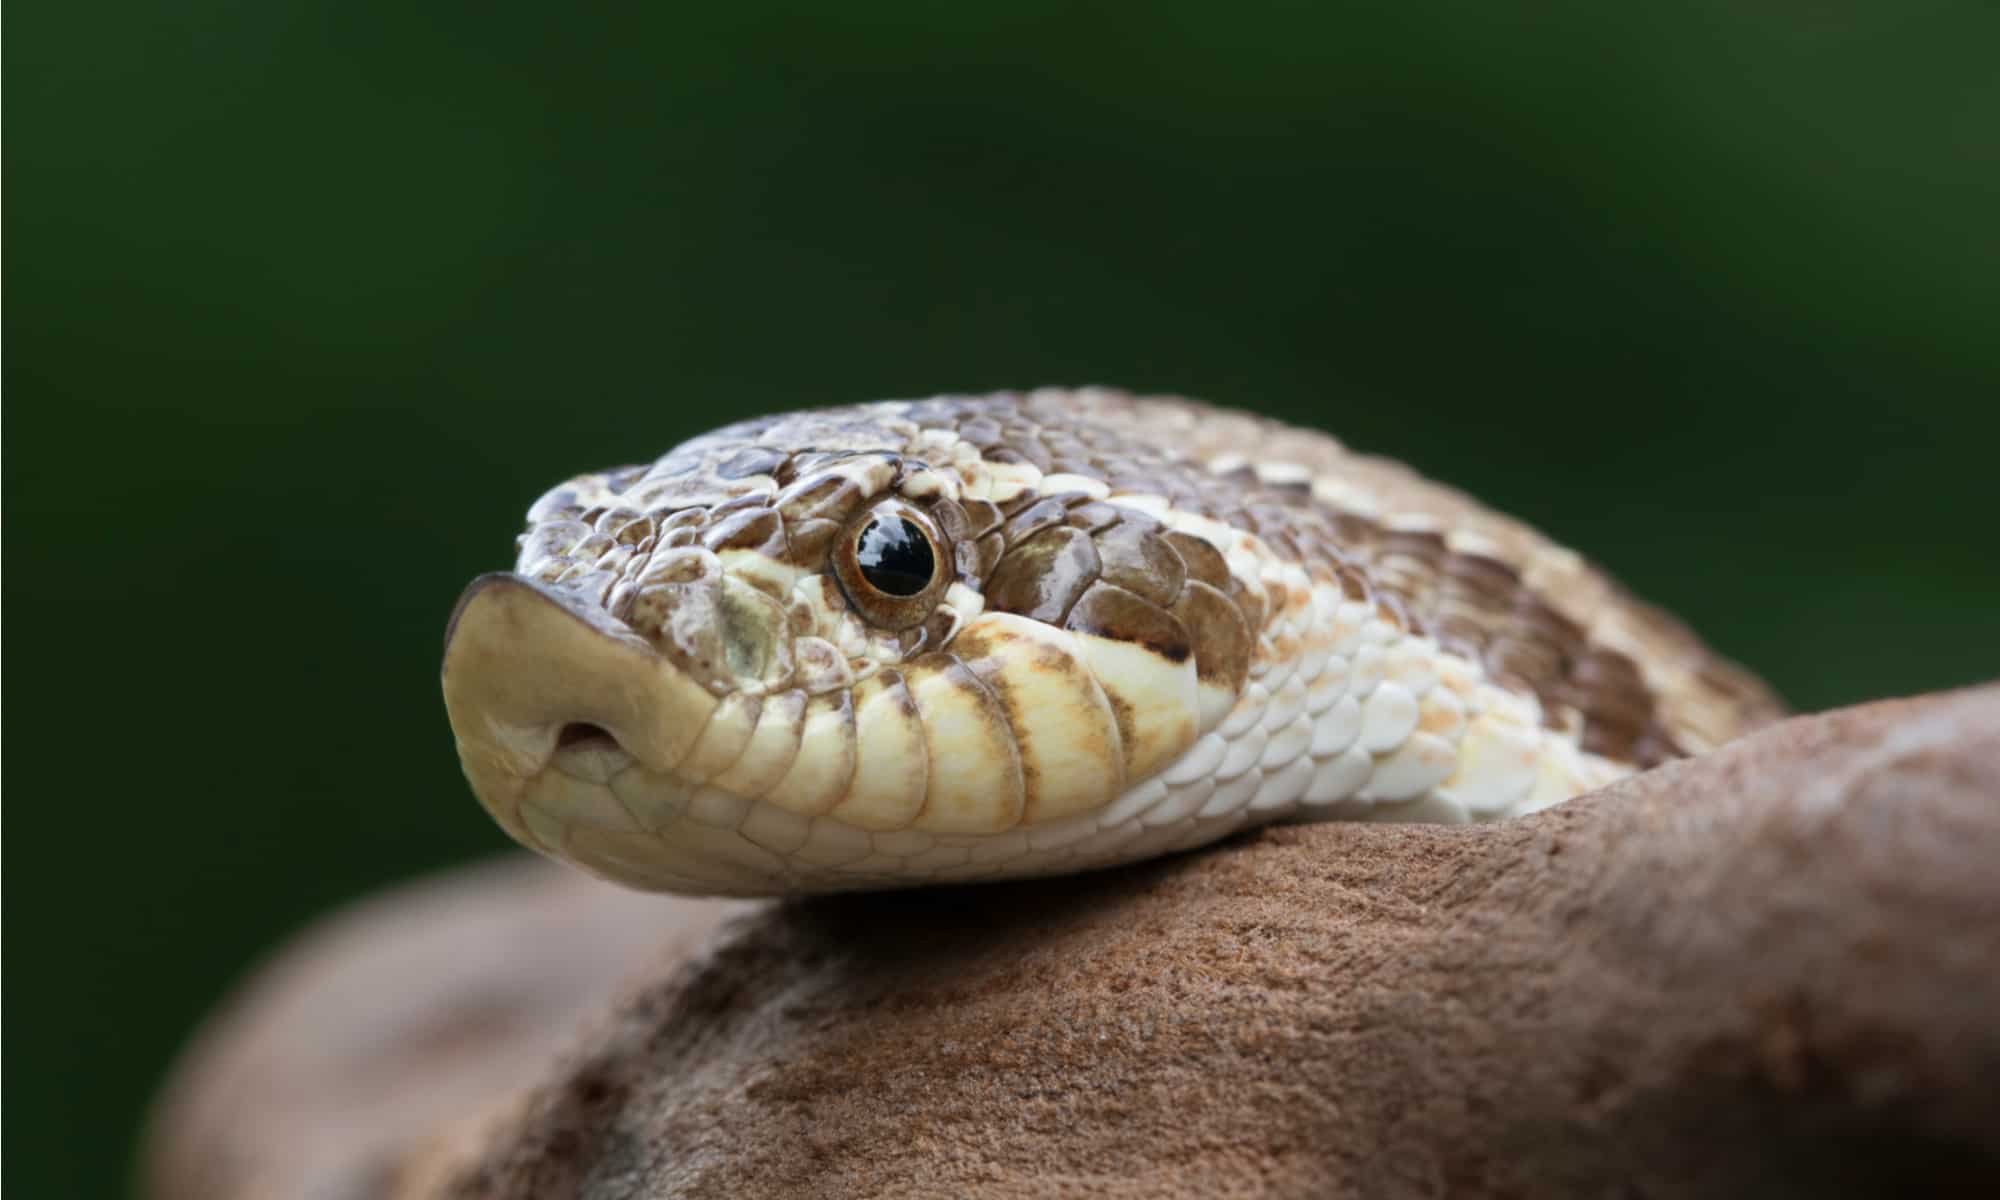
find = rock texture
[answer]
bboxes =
[144,858,752,1200]
[148,688,2000,1199]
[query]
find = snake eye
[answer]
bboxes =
[832,501,947,629]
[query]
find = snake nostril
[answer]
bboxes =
[556,722,619,752]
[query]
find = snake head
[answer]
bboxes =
[442,399,1265,895]
[445,393,1784,897]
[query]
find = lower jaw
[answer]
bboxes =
[487,748,1259,896]
[481,721,1589,896]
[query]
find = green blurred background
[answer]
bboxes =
[7,1,1997,1193]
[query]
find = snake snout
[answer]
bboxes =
[442,572,722,786]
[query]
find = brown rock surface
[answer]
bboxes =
[144,857,753,1200]
[148,688,2000,1198]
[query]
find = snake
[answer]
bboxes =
[442,389,1785,896]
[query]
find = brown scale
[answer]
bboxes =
[1429,552,1521,659]
[1567,648,1677,765]
[1370,528,1449,633]
[699,506,785,559]
[974,492,1254,691]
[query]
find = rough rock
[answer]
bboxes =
[144,858,752,1200]
[148,688,2000,1198]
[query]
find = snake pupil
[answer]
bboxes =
[855,517,935,596]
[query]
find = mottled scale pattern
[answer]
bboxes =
[442,388,1785,895]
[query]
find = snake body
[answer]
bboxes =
[442,390,1784,895]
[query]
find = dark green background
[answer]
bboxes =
[8,1,1997,1194]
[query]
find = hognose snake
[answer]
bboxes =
[442,390,1784,895]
